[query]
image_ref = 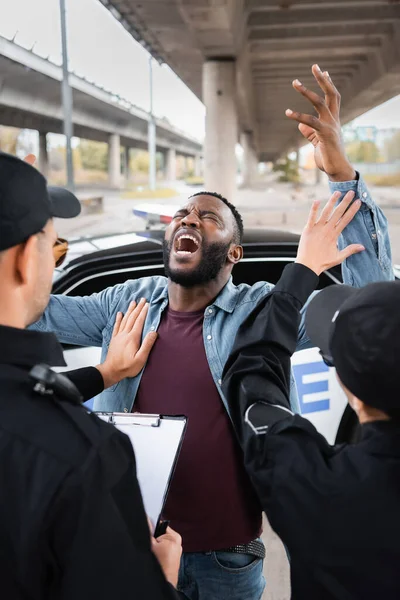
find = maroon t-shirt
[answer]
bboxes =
[134,307,262,552]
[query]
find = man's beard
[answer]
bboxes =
[163,238,231,288]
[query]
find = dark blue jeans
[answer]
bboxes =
[178,549,265,600]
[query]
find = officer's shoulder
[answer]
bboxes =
[0,368,122,469]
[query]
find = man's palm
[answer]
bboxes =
[298,123,324,171]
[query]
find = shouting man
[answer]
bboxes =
[32,67,393,600]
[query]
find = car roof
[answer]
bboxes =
[57,227,300,272]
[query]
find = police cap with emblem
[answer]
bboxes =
[305,281,400,411]
[0,152,81,251]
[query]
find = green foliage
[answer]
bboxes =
[185,176,204,186]
[345,140,381,163]
[384,132,400,162]
[79,140,108,171]
[0,126,20,154]
[121,187,177,199]
[50,146,82,171]
[130,149,149,173]
[273,157,299,183]
[364,173,400,187]
[129,150,162,173]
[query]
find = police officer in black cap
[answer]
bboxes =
[0,152,185,599]
[223,197,400,599]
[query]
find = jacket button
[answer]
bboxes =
[218,379,222,385]
[208,309,213,314]
[207,335,212,340]
[123,408,128,413]
[362,192,368,199]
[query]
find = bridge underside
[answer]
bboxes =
[0,36,202,187]
[102,0,400,196]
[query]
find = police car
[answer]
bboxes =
[53,209,399,446]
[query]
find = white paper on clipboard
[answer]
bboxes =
[97,413,187,532]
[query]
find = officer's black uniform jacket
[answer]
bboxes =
[0,325,183,600]
[222,263,400,600]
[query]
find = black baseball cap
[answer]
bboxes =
[0,152,81,251]
[305,281,400,411]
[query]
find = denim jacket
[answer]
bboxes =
[33,175,393,415]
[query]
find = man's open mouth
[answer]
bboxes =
[174,231,201,255]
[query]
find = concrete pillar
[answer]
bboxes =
[194,154,202,178]
[124,146,130,183]
[203,58,237,200]
[38,132,49,179]
[166,147,177,182]
[108,133,121,188]
[241,131,258,189]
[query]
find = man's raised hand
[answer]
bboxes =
[285,64,356,182]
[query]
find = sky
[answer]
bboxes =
[1,0,399,145]
[0,0,206,140]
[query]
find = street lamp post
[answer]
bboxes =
[148,55,156,191]
[59,0,74,190]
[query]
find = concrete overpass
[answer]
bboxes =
[100,0,400,197]
[0,34,203,187]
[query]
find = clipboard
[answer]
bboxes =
[96,412,187,536]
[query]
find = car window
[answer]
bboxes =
[58,258,337,297]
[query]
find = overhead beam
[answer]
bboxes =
[248,5,400,28]
[250,43,381,61]
[338,23,400,121]
[248,21,394,39]
[252,54,368,66]
[253,80,348,90]
[255,24,400,161]
[253,69,354,80]
[247,0,393,8]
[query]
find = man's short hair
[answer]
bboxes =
[189,191,244,244]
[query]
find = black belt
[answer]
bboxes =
[219,539,265,560]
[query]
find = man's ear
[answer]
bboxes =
[227,244,243,265]
[15,235,38,286]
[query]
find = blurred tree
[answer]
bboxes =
[384,131,400,162]
[273,157,299,183]
[130,149,149,173]
[346,140,381,163]
[79,140,108,171]
[49,147,65,171]
[50,146,82,171]
[0,126,20,154]
[129,150,163,174]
